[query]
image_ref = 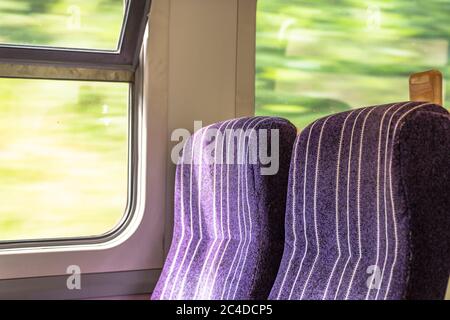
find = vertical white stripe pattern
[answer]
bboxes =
[322,111,355,300]
[219,118,256,298]
[300,116,331,299]
[194,121,229,299]
[211,118,251,299]
[276,122,317,300]
[273,128,304,299]
[286,122,318,299]
[223,118,257,298]
[375,101,415,300]
[176,124,213,299]
[206,119,241,298]
[222,119,247,299]
[231,118,272,298]
[344,107,376,299]
[333,108,365,300]
[222,117,270,299]
[168,128,199,299]
[159,101,434,300]
[364,103,400,300]
[268,102,433,300]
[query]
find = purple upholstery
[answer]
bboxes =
[270,102,450,300]
[152,116,297,300]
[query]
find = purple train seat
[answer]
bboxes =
[152,116,297,300]
[270,102,450,300]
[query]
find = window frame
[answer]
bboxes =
[0,0,151,69]
[0,0,152,248]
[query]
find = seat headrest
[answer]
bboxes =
[270,101,450,300]
[152,116,297,300]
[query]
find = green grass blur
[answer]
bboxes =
[0,0,124,50]
[256,0,450,129]
[0,1,128,241]
[0,79,129,241]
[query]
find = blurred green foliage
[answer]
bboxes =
[0,0,124,49]
[0,1,128,241]
[256,0,450,129]
[2,0,450,241]
[0,79,129,241]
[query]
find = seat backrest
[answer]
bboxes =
[152,116,297,300]
[270,102,450,300]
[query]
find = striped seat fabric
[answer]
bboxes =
[152,116,297,300]
[270,102,450,300]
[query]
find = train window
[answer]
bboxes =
[0,0,125,51]
[255,0,450,129]
[0,78,129,241]
[0,0,150,246]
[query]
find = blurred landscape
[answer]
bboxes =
[1,0,450,241]
[0,0,124,50]
[256,0,450,128]
[0,0,128,240]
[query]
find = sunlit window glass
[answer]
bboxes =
[256,0,450,129]
[0,78,129,241]
[0,0,126,50]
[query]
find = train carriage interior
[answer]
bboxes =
[0,0,449,306]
